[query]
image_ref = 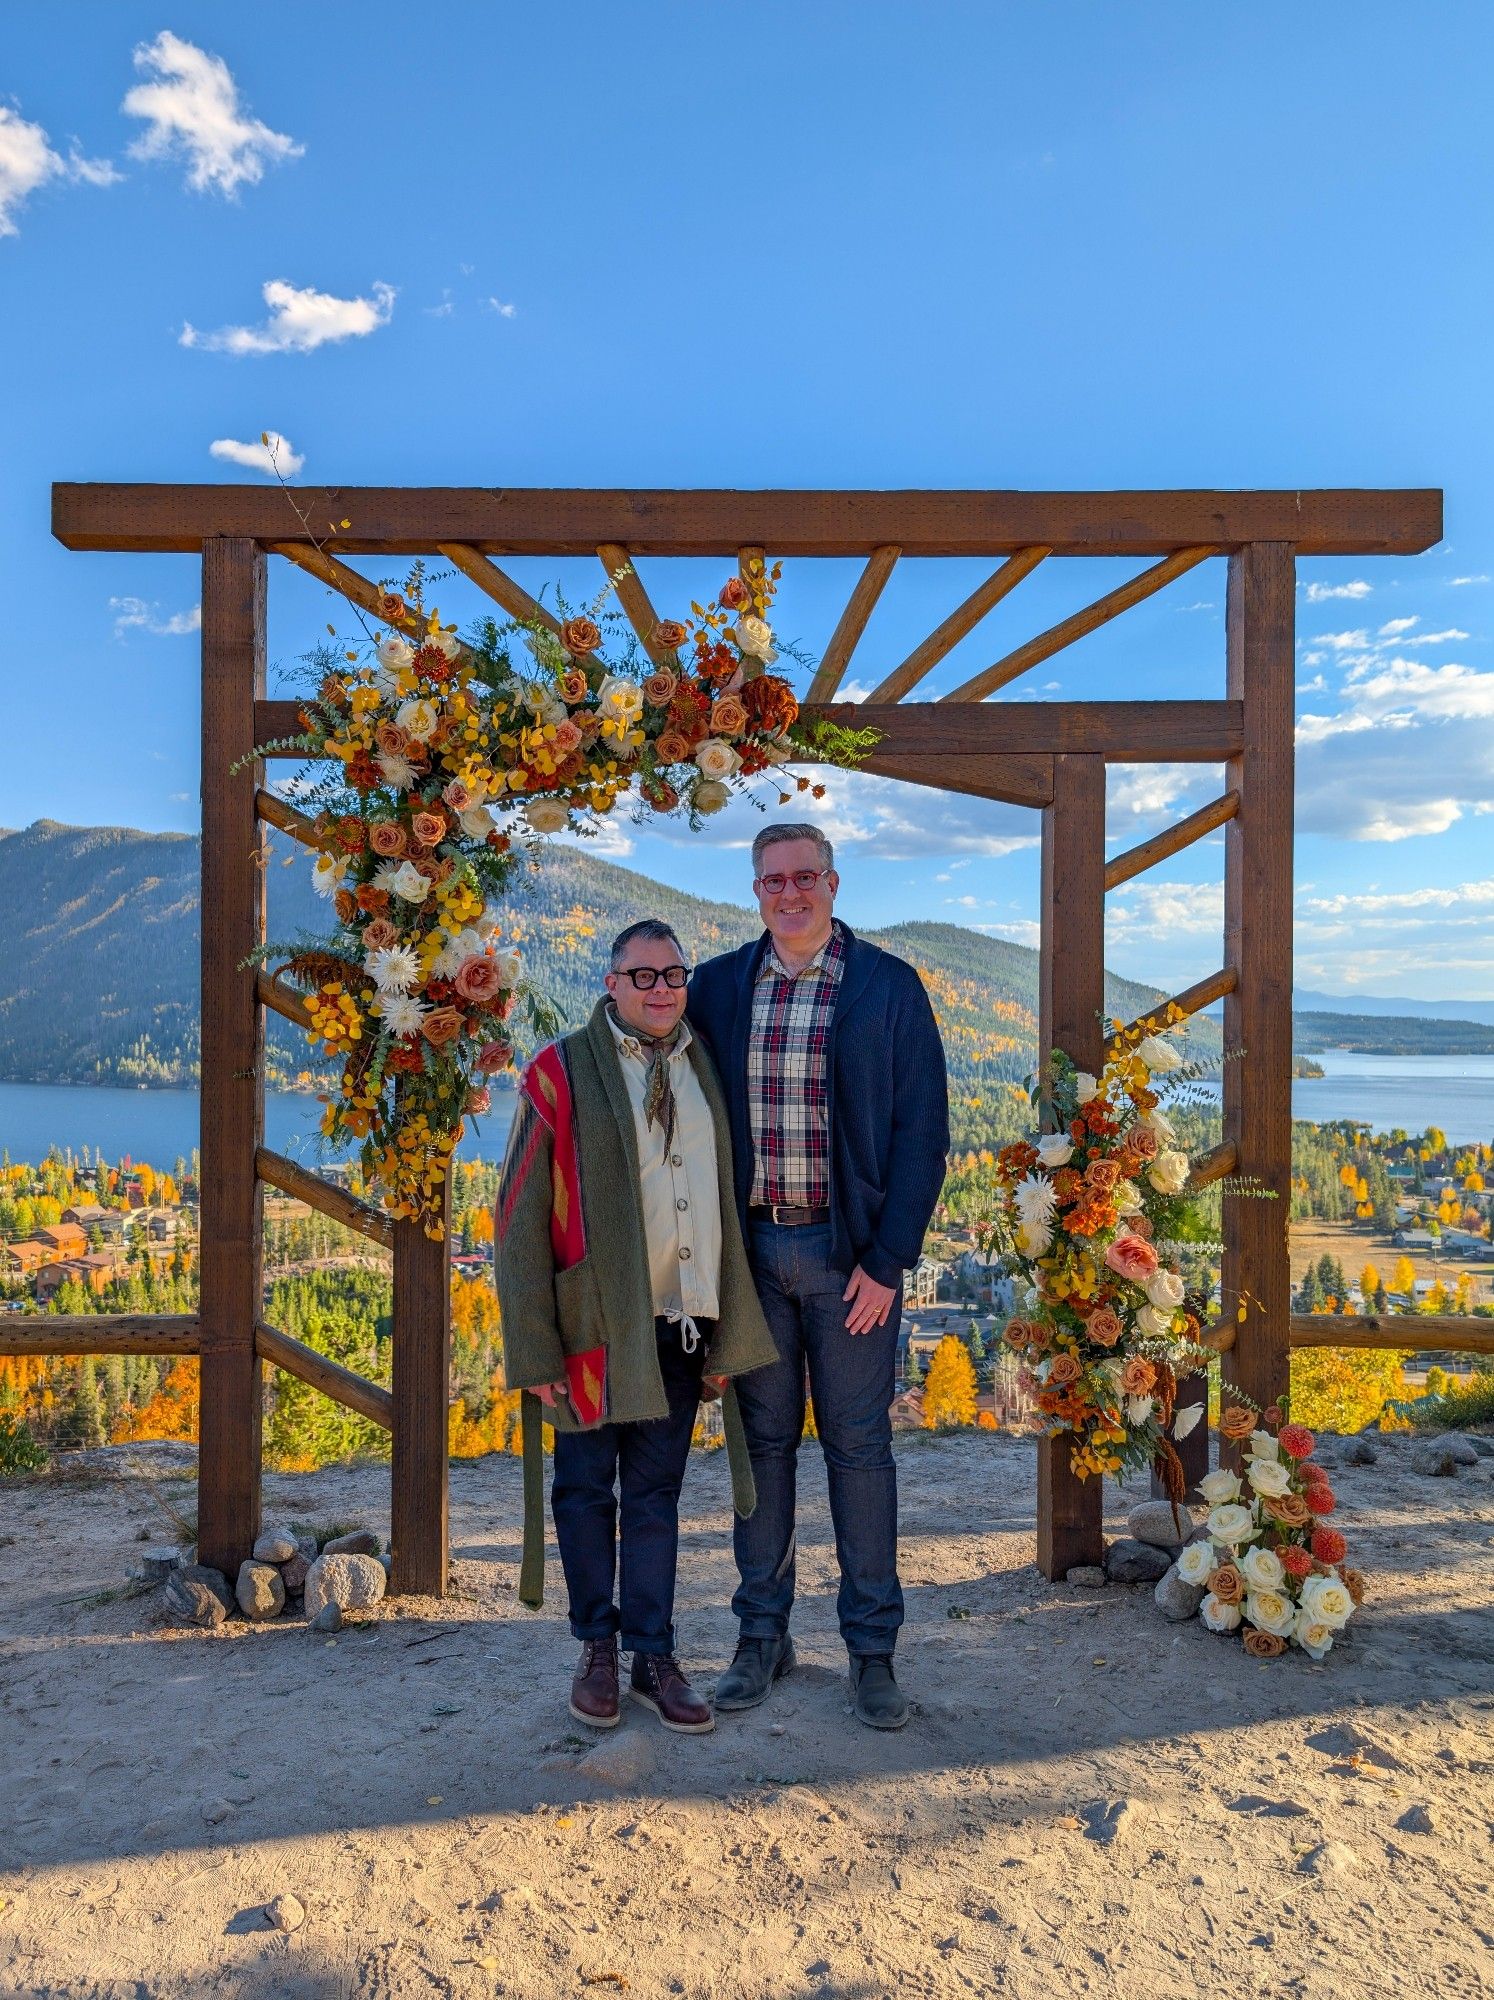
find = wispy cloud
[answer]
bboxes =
[210,430,304,476]
[1450,575,1489,587]
[181,278,395,355]
[486,297,518,319]
[0,105,117,238]
[1302,579,1372,603]
[110,596,201,638]
[123,31,302,196]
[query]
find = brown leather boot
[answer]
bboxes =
[629,1653,715,1734]
[569,1637,620,1729]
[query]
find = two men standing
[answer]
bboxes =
[495,823,948,1733]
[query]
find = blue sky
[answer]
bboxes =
[4,4,1492,1000]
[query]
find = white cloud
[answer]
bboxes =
[181,278,395,355]
[209,430,304,477]
[1314,628,1372,651]
[1450,575,1489,586]
[1300,879,1494,919]
[0,105,117,237]
[123,31,301,196]
[1107,879,1223,944]
[486,297,517,318]
[110,596,201,638]
[1293,877,1494,994]
[1106,763,1221,826]
[1378,615,1419,637]
[1303,579,1372,603]
[836,679,873,703]
[972,919,1042,948]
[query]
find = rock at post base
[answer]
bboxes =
[252,1526,298,1564]
[163,1564,233,1628]
[321,1529,381,1558]
[236,1560,286,1621]
[309,1602,343,1634]
[1128,1499,1195,1550]
[1104,1537,1173,1584]
[1065,1566,1107,1589]
[138,1547,183,1583]
[1154,1562,1206,1622]
[303,1552,385,1618]
[279,1532,318,1596]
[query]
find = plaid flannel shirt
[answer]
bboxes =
[747,921,846,1208]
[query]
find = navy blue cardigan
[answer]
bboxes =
[687,924,950,1289]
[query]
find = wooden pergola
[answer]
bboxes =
[20,480,1484,1598]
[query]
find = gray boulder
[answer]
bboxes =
[1128,1499,1195,1550]
[236,1560,286,1621]
[252,1526,299,1564]
[1154,1562,1206,1622]
[1412,1440,1468,1477]
[321,1528,381,1557]
[279,1532,318,1596]
[310,1602,343,1634]
[1345,1436,1379,1466]
[1437,1433,1481,1466]
[303,1551,386,1618]
[138,1547,183,1583]
[1065,1566,1107,1589]
[1104,1537,1173,1585]
[164,1564,233,1629]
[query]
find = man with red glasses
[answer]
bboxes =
[688,825,949,1728]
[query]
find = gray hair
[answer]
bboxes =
[609,918,685,970]
[751,822,834,875]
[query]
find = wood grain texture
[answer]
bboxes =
[1289,1315,1494,1356]
[255,967,313,1033]
[1121,967,1239,1039]
[255,1146,395,1250]
[804,545,901,703]
[390,1181,452,1597]
[53,485,1445,556]
[597,542,676,665]
[1185,1139,1239,1192]
[865,547,1049,704]
[943,548,1219,703]
[254,786,321,848]
[256,1321,394,1429]
[1222,545,1296,1434]
[1104,790,1240,891]
[436,544,563,637]
[196,538,267,1577]
[854,750,1054,809]
[1036,753,1108,1578]
[0,1315,199,1356]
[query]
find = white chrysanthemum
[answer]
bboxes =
[373,991,427,1039]
[1013,1173,1058,1225]
[1125,1394,1155,1425]
[1015,1217,1053,1258]
[312,853,348,897]
[390,861,430,903]
[377,753,416,792]
[372,860,407,893]
[1176,1541,1214,1586]
[366,944,421,994]
[429,927,485,980]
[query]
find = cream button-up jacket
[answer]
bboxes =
[605,1012,723,1322]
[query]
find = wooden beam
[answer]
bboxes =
[53,485,1445,557]
[1186,1139,1239,1192]
[255,1146,395,1250]
[271,542,473,661]
[597,542,676,666]
[256,967,313,1033]
[865,547,1049,704]
[1289,1314,1494,1357]
[255,786,321,849]
[1104,790,1240,891]
[1037,753,1107,1579]
[804,545,901,704]
[256,1320,394,1429]
[1222,544,1296,1433]
[1122,966,1239,1039]
[1199,1319,1237,1354]
[436,543,563,637]
[856,749,1054,810]
[0,1315,199,1357]
[390,1181,452,1597]
[196,537,266,1578]
[943,548,1219,704]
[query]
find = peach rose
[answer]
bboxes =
[442,779,473,812]
[1119,1356,1157,1397]
[369,821,407,858]
[711,693,749,735]
[475,1038,514,1074]
[465,1084,492,1115]
[1104,1233,1159,1283]
[378,591,407,624]
[655,728,691,765]
[558,667,590,704]
[411,811,446,847]
[1342,1568,1367,1607]
[643,667,679,707]
[1046,1352,1081,1387]
[1085,1156,1122,1192]
[421,1006,465,1047]
[651,620,689,654]
[561,617,602,657]
[375,721,411,758]
[718,576,750,610]
[1127,1126,1160,1162]
[1086,1308,1124,1348]
[362,918,399,952]
[1208,1562,1245,1605]
[1220,1404,1257,1441]
[552,717,583,754]
[1262,1492,1312,1530]
[1242,1628,1286,1659]
[454,955,504,1003]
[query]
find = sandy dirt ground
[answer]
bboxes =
[2,1430,1493,2000]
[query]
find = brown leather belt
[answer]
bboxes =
[749,1203,831,1226]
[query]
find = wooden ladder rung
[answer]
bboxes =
[256,1320,394,1429]
[255,1146,395,1249]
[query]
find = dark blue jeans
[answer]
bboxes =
[734,1222,903,1658]
[550,1318,705,1657]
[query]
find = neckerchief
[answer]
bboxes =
[606,1002,682,1148]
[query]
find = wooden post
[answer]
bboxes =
[196,538,266,1577]
[390,1180,452,1596]
[1222,543,1295,1436]
[1036,753,1107,1578]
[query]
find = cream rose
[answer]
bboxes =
[1298,1573,1355,1630]
[1140,1106,1177,1145]
[376,634,414,671]
[432,629,462,660]
[523,797,571,835]
[390,860,430,903]
[1134,1304,1173,1339]
[694,738,741,782]
[1200,1592,1242,1634]
[1074,1071,1099,1105]
[1036,1134,1074,1168]
[1292,1610,1336,1660]
[692,778,731,816]
[1177,1541,1215,1586]
[1243,1588,1295,1638]
[733,613,776,660]
[1147,1149,1190,1196]
[1241,1545,1286,1592]
[1246,1457,1293,1499]
[1114,1178,1143,1215]
[395,697,438,743]
[492,946,524,989]
[597,675,645,723]
[1145,1268,1186,1311]
[1206,1503,1259,1547]
[1248,1429,1280,1461]
[1136,1034,1184,1073]
[458,804,497,840]
[1198,1468,1242,1506]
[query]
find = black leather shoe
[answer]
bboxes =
[714,1633,796,1712]
[850,1654,909,1730]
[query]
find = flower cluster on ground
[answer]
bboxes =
[994,1006,1214,1486]
[1180,1404,1364,1658]
[256,559,871,1233]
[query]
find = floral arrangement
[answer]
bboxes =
[995,1006,1213,1487]
[1177,1404,1364,1658]
[254,557,873,1235]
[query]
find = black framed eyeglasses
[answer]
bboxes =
[615,965,691,990]
[754,868,832,895]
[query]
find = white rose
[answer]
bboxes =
[1200,1592,1242,1634]
[1114,1178,1143,1215]
[493,947,523,989]
[1248,1429,1280,1461]
[1140,1106,1177,1145]
[1246,1457,1293,1498]
[458,804,497,840]
[1241,1545,1286,1592]
[376,634,414,670]
[692,778,732,815]
[523,797,571,835]
[1147,1150,1190,1196]
[1292,1610,1335,1661]
[1176,1541,1215,1586]
[312,852,348,898]
[1206,1503,1259,1548]
[733,613,775,660]
[432,629,462,660]
[390,860,430,903]
[1298,1573,1355,1631]
[1243,1588,1295,1638]
[597,675,645,723]
[1198,1468,1242,1506]
[1145,1268,1186,1311]
[1136,1304,1173,1339]
[396,697,438,743]
[694,738,741,782]
[1036,1135,1074,1168]
[1135,1034,1184,1074]
[1074,1072,1098,1105]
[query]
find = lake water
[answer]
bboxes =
[3,1047,1494,1167]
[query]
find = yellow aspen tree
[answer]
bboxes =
[923,1335,978,1430]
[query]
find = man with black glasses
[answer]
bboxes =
[496,919,776,1734]
[688,826,949,1729]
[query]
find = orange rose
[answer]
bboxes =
[655,728,691,765]
[1342,1568,1367,1607]
[718,576,750,610]
[1263,1493,1312,1530]
[369,821,407,857]
[421,1006,465,1047]
[559,667,590,704]
[411,811,446,847]
[1128,1126,1160,1162]
[1119,1356,1156,1397]
[1220,1404,1257,1441]
[711,694,749,735]
[1208,1562,1244,1605]
[362,918,398,952]
[651,620,689,653]
[375,722,411,758]
[378,591,407,623]
[1047,1352,1081,1387]
[642,778,679,812]
[356,885,390,914]
[1085,1157,1122,1193]
[334,888,357,923]
[643,667,679,707]
[561,617,602,657]
[1242,1628,1286,1659]
[1087,1308,1124,1348]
